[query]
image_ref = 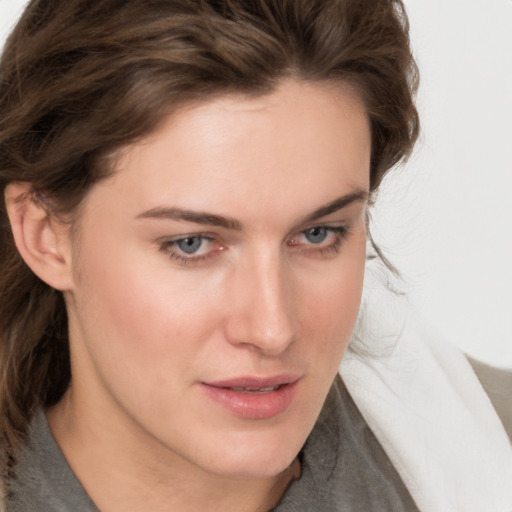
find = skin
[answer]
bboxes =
[25,79,371,511]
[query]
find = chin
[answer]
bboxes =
[187,423,308,480]
[207,451,299,480]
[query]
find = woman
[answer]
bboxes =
[0,0,510,511]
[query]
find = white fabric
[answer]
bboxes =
[341,269,512,512]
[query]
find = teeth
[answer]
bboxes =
[230,385,281,393]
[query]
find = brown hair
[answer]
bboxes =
[0,0,419,479]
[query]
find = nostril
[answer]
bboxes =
[224,314,299,355]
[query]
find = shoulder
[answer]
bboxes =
[467,356,512,443]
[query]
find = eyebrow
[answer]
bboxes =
[302,189,369,223]
[136,188,368,230]
[136,207,243,230]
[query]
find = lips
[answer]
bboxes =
[200,375,300,420]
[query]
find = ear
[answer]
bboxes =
[5,182,75,291]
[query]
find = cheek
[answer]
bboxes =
[71,231,224,377]
[298,238,366,350]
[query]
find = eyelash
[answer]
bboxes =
[159,226,350,266]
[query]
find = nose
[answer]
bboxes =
[223,249,299,355]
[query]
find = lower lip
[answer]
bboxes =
[200,381,299,420]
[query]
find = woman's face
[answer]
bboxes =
[63,79,370,478]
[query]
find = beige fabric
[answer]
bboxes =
[468,357,512,443]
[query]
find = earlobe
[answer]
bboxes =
[5,182,74,291]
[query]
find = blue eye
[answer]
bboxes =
[304,227,328,244]
[176,237,204,254]
[287,225,349,257]
[160,234,222,266]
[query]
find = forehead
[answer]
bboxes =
[86,79,371,225]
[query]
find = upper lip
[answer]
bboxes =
[202,374,301,389]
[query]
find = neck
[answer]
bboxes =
[46,390,301,512]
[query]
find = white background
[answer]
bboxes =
[1,0,511,367]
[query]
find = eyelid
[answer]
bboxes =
[156,231,221,250]
[156,230,217,242]
[288,223,349,242]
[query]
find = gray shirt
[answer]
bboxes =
[7,376,419,511]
